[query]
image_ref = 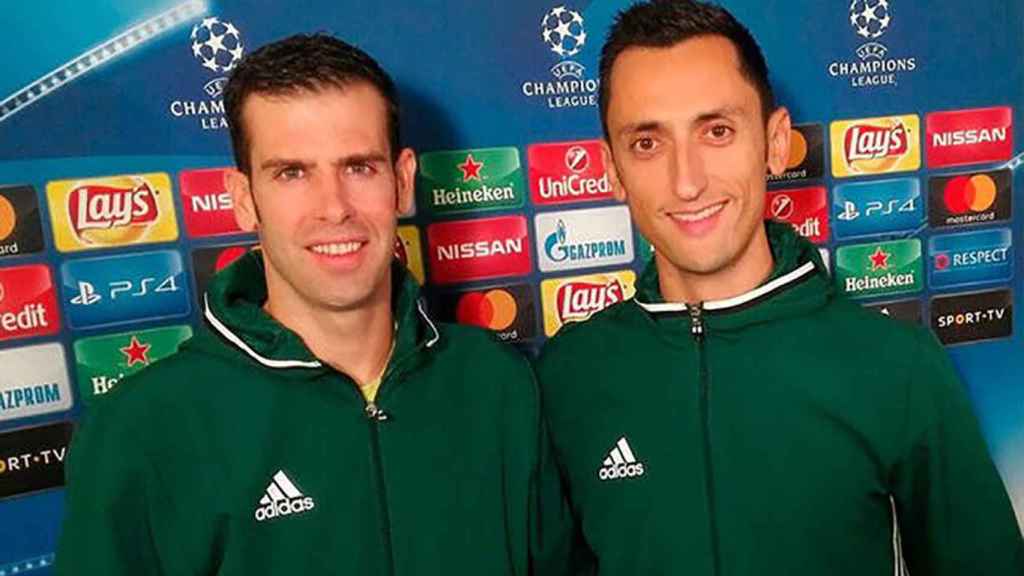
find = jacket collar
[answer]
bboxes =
[633,220,831,329]
[201,250,439,373]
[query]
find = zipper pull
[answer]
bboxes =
[365,402,389,422]
[688,303,705,341]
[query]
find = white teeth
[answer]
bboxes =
[311,242,361,256]
[673,203,724,222]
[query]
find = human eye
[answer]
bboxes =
[704,123,735,144]
[275,165,306,181]
[346,161,378,177]
[629,135,659,156]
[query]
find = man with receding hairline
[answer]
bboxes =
[537,1,1024,574]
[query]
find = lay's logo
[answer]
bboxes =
[47,174,179,252]
[541,271,636,336]
[831,115,921,178]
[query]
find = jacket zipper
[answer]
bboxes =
[689,304,721,576]
[365,401,396,575]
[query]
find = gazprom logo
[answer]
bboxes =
[535,206,634,273]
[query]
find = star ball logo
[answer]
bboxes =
[435,284,537,343]
[0,264,60,343]
[61,250,191,329]
[528,140,613,206]
[929,228,1012,289]
[930,288,1012,345]
[46,174,179,253]
[427,216,532,284]
[418,148,525,215]
[764,187,828,244]
[535,206,634,273]
[827,0,917,88]
[832,178,923,240]
[74,325,193,407]
[168,16,244,130]
[925,107,1013,169]
[928,169,1011,228]
[0,421,73,500]
[521,5,600,109]
[835,239,922,298]
[766,124,824,183]
[830,115,921,178]
[540,270,636,336]
[0,185,44,259]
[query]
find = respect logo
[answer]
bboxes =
[540,270,636,336]
[929,228,1012,289]
[835,239,922,298]
[830,115,921,177]
[47,174,179,252]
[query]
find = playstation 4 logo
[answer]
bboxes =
[70,281,102,306]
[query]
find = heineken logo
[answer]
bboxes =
[418,148,525,215]
[74,326,192,407]
[835,239,922,298]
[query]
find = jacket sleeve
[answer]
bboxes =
[55,400,167,576]
[891,329,1024,575]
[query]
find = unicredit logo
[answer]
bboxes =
[528,140,614,206]
[0,265,60,343]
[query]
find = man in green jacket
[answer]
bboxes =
[537,1,1024,574]
[57,34,573,575]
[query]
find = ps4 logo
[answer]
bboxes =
[832,178,923,240]
[69,276,182,307]
[836,197,917,221]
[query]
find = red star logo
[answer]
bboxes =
[457,154,484,182]
[120,336,152,367]
[869,246,890,271]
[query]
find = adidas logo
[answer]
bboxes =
[597,436,646,481]
[254,470,316,522]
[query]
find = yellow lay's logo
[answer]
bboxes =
[540,270,636,336]
[47,174,179,252]
[395,225,425,284]
[830,114,921,178]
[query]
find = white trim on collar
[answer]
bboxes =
[203,294,323,369]
[635,260,817,313]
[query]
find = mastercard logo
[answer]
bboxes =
[942,174,996,214]
[214,245,252,272]
[455,289,518,331]
[0,195,15,241]
[786,129,808,169]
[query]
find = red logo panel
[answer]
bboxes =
[427,216,532,284]
[527,140,613,206]
[0,264,60,342]
[179,168,243,238]
[765,187,829,244]
[926,107,1013,169]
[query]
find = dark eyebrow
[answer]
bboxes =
[337,152,389,167]
[259,158,311,173]
[617,106,749,139]
[617,120,665,139]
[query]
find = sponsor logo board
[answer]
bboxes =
[0,264,60,343]
[835,239,922,298]
[418,148,525,215]
[832,178,923,239]
[61,250,191,329]
[929,228,1012,289]
[528,140,613,206]
[767,124,824,183]
[0,185,44,258]
[930,289,1012,345]
[928,169,1011,228]
[395,226,425,284]
[73,325,193,407]
[540,270,636,336]
[863,298,922,325]
[46,173,179,252]
[0,343,73,423]
[535,206,634,273]
[830,115,921,178]
[0,422,73,500]
[435,284,538,342]
[926,107,1013,169]
[427,216,532,284]
[765,187,829,244]
[179,167,243,237]
[190,242,257,304]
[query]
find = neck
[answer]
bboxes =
[264,282,395,387]
[657,231,774,305]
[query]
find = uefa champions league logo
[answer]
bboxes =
[190,17,243,97]
[541,6,586,58]
[849,0,891,40]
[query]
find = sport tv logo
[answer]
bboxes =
[928,169,1011,228]
[928,228,1012,289]
[0,421,72,500]
[930,289,1012,346]
[0,185,44,258]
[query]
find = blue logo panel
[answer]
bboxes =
[929,228,1013,289]
[60,250,191,329]
[832,178,924,239]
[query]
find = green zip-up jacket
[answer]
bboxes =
[57,252,574,576]
[537,221,1024,576]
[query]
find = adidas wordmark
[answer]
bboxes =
[598,436,646,481]
[254,470,316,522]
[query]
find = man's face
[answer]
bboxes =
[225,83,415,315]
[603,35,790,281]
